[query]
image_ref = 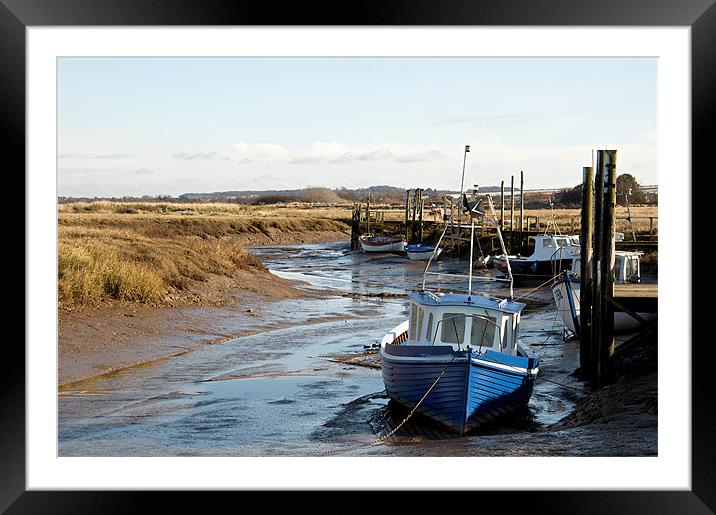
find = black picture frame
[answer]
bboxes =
[2,1,712,512]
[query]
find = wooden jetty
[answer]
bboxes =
[612,283,658,315]
[349,185,657,256]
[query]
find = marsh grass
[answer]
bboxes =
[57,203,349,309]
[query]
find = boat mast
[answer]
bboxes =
[458,145,470,238]
[468,219,475,298]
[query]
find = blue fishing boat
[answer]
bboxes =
[404,243,443,261]
[379,190,539,435]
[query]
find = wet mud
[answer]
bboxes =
[59,240,656,457]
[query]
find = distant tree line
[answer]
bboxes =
[59,178,656,207]
[552,173,657,208]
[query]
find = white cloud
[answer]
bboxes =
[394,150,445,163]
[357,147,393,161]
[172,152,220,160]
[288,144,442,166]
[231,141,287,160]
[309,141,348,157]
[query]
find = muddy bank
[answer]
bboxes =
[230,229,349,247]
[58,233,347,386]
[58,279,311,386]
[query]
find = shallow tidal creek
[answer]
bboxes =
[59,240,603,457]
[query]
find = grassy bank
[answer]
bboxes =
[58,202,351,309]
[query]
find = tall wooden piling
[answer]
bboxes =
[589,150,618,389]
[404,190,410,241]
[519,171,524,250]
[510,175,515,250]
[500,181,505,227]
[597,150,617,388]
[510,175,515,231]
[417,188,424,243]
[365,190,371,234]
[411,189,418,242]
[579,166,594,382]
[590,155,605,388]
[351,203,361,250]
[519,171,524,232]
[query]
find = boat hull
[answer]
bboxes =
[550,275,656,336]
[405,246,442,261]
[494,256,573,278]
[380,343,538,435]
[359,237,406,253]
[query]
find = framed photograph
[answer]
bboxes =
[4,0,713,511]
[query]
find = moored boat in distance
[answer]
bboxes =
[405,243,443,261]
[492,234,580,279]
[359,234,406,253]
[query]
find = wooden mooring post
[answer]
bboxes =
[411,189,418,242]
[417,188,424,243]
[404,190,410,241]
[510,175,515,251]
[598,150,617,388]
[588,150,618,389]
[365,191,371,234]
[500,180,505,228]
[350,203,361,250]
[579,167,594,382]
[519,170,524,250]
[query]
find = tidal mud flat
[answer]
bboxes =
[58,240,656,457]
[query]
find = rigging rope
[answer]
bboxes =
[513,273,562,301]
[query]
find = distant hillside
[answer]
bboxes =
[59,184,656,206]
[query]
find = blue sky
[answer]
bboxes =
[58,57,656,197]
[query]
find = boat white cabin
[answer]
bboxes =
[493,234,580,278]
[383,291,525,354]
[518,234,580,262]
[570,250,642,284]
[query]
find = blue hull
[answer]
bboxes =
[380,344,538,435]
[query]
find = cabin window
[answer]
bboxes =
[543,239,553,247]
[501,318,514,352]
[626,256,639,281]
[555,238,568,247]
[441,313,465,344]
[526,239,535,254]
[614,257,624,282]
[409,304,417,340]
[471,315,497,348]
[417,308,425,341]
[426,313,433,342]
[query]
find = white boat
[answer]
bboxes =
[405,243,443,261]
[550,251,656,336]
[492,234,581,279]
[359,235,406,253]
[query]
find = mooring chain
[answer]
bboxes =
[319,355,456,456]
